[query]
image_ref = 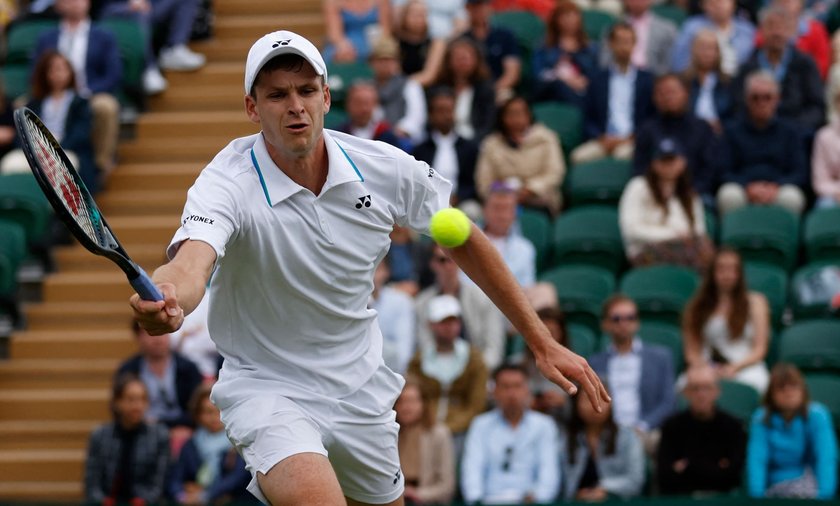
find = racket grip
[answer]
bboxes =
[130,268,164,301]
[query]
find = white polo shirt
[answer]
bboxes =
[168,129,451,399]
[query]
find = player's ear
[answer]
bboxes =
[323,82,331,113]
[244,93,260,125]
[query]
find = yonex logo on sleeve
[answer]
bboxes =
[184,215,215,225]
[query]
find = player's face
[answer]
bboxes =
[197,397,225,433]
[115,381,149,428]
[246,64,330,160]
[395,384,424,426]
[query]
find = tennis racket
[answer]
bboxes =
[13,107,163,301]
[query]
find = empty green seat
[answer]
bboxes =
[1,64,30,101]
[326,61,374,105]
[620,265,700,325]
[779,320,840,373]
[532,102,583,155]
[639,321,684,372]
[0,173,53,251]
[803,208,840,263]
[568,323,598,358]
[582,9,617,40]
[804,374,840,430]
[518,208,552,273]
[721,205,800,271]
[99,18,147,109]
[790,261,840,321]
[744,262,788,330]
[540,264,615,334]
[565,158,631,208]
[491,10,546,51]
[5,19,58,65]
[717,379,761,426]
[552,206,624,273]
[324,107,348,130]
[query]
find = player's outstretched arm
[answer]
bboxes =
[129,240,217,335]
[446,224,611,411]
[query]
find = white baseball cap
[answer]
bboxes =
[244,30,328,94]
[428,294,462,323]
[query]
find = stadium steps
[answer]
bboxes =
[0,449,85,482]
[136,111,256,139]
[54,244,167,272]
[166,61,244,87]
[149,84,245,112]
[118,136,236,162]
[0,481,82,501]
[214,13,324,40]
[98,189,188,215]
[0,388,110,419]
[43,272,143,302]
[10,329,134,360]
[0,360,117,390]
[0,420,98,450]
[105,162,203,191]
[24,302,132,331]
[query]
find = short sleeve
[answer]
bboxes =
[395,155,453,235]
[167,167,239,261]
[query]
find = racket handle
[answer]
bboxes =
[130,268,164,301]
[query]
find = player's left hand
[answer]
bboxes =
[533,340,610,413]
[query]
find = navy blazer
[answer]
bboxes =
[588,342,676,431]
[687,75,735,125]
[583,67,655,140]
[167,436,253,502]
[34,25,123,95]
[412,134,479,202]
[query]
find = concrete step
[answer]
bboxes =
[53,244,166,273]
[165,61,243,87]
[118,136,234,163]
[0,480,82,500]
[0,420,97,450]
[107,162,202,191]
[0,359,118,390]
[43,271,137,303]
[149,84,245,112]
[216,0,319,16]
[0,388,110,420]
[98,190,188,216]
[214,13,324,41]
[105,214,179,244]
[0,449,85,482]
[136,111,255,139]
[10,329,134,360]
[24,302,133,331]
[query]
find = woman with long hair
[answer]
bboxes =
[747,363,838,499]
[395,380,456,505]
[683,29,735,134]
[683,247,771,394]
[395,0,446,87]
[322,0,392,63]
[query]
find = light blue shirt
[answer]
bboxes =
[607,65,637,137]
[695,73,719,122]
[461,410,561,504]
[606,338,644,430]
[370,285,416,374]
[671,16,756,73]
[140,358,180,424]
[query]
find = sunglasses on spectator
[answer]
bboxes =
[609,313,638,323]
[748,93,775,102]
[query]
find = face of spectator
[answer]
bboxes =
[556,10,583,36]
[609,27,636,66]
[761,13,793,53]
[466,1,492,26]
[430,316,461,349]
[684,366,719,418]
[428,94,456,134]
[653,77,689,115]
[483,191,518,237]
[395,384,424,427]
[602,300,639,345]
[651,154,687,183]
[501,98,531,138]
[370,56,400,80]
[771,382,805,414]
[115,380,149,428]
[745,78,779,123]
[576,389,611,425]
[197,396,225,433]
[136,327,171,361]
[540,317,566,346]
[493,369,531,419]
[402,1,429,36]
[713,250,741,293]
[47,56,74,93]
[346,84,378,127]
[775,0,803,17]
[449,42,479,80]
[703,0,735,24]
[691,31,720,72]
[56,0,89,21]
[623,0,651,17]
[430,246,459,283]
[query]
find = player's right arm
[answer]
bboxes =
[129,240,216,335]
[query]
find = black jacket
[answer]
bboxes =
[412,134,479,202]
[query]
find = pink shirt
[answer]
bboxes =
[812,121,840,197]
[629,13,651,69]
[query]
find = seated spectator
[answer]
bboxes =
[826,31,840,123]
[812,88,840,208]
[619,138,712,270]
[85,374,170,505]
[747,363,838,499]
[322,0,391,63]
[407,295,489,442]
[371,257,416,375]
[490,0,555,19]
[368,35,426,146]
[395,0,446,87]
[602,0,677,76]
[415,245,506,370]
[589,295,676,453]
[434,36,497,142]
[683,29,735,134]
[683,248,771,394]
[634,74,721,204]
[394,0,469,40]
[460,364,561,504]
[718,71,808,215]
[476,183,536,288]
[412,86,480,205]
[762,0,831,79]
[168,384,250,504]
[658,364,747,495]
[734,6,825,134]
[671,0,756,76]
[117,320,203,431]
[337,80,408,150]
[169,292,220,379]
[34,0,122,175]
[99,0,206,95]
[572,22,655,165]
[475,96,566,215]
[562,386,646,501]
[533,1,597,108]
[0,89,15,170]
[463,0,521,102]
[526,306,572,421]
[395,381,456,505]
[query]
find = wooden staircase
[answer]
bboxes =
[0,0,323,500]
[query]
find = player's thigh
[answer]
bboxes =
[257,452,346,506]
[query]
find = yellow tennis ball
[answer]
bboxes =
[429,208,472,248]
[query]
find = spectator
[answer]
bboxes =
[764,0,831,79]
[169,293,219,379]
[634,73,721,204]
[747,363,838,499]
[395,381,456,505]
[368,35,426,146]
[460,364,561,505]
[322,0,391,63]
[573,22,655,164]
[533,0,597,108]
[167,384,251,504]
[812,88,840,208]
[434,36,497,142]
[826,31,840,123]
[84,374,170,505]
[394,0,469,40]
[718,71,808,215]
[491,0,555,19]
[394,0,446,87]
[526,306,571,421]
[0,86,16,170]
[412,86,480,205]
[407,294,489,441]
[475,96,566,215]
[477,183,536,288]
[589,295,676,453]
[371,257,416,375]
[734,6,825,134]
[415,245,506,369]
[671,0,756,76]
[463,0,521,102]
[619,137,712,270]
[684,29,736,134]
[562,385,646,501]
[34,0,122,176]
[657,364,747,495]
[116,320,203,431]
[337,80,408,150]
[683,247,771,394]
[605,0,678,76]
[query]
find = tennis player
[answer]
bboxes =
[130,30,609,506]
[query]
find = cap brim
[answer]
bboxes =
[246,46,326,94]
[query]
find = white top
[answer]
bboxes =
[431,130,459,196]
[606,65,637,137]
[369,285,416,374]
[168,130,451,398]
[58,19,90,96]
[169,292,219,378]
[607,338,643,429]
[397,78,428,144]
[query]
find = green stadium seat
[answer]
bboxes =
[620,265,700,325]
[532,102,583,155]
[803,208,840,263]
[518,208,552,273]
[804,374,840,430]
[651,3,688,26]
[582,9,617,40]
[744,262,788,330]
[0,173,53,251]
[491,10,546,51]
[565,157,631,208]
[717,379,761,426]
[639,321,684,372]
[1,64,30,101]
[5,19,58,65]
[779,320,840,373]
[540,264,615,335]
[99,18,147,110]
[551,206,624,273]
[568,323,598,358]
[721,205,800,271]
[0,219,27,279]
[326,61,374,105]
[705,208,718,244]
[790,261,840,321]
[324,107,348,130]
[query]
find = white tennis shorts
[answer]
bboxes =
[211,363,406,504]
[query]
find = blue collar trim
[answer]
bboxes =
[335,141,364,182]
[250,148,272,206]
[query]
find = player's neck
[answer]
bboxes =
[269,139,329,195]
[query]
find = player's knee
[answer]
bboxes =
[258,453,345,506]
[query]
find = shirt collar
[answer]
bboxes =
[432,130,458,144]
[61,18,90,36]
[608,336,642,355]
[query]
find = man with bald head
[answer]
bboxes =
[657,364,746,495]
